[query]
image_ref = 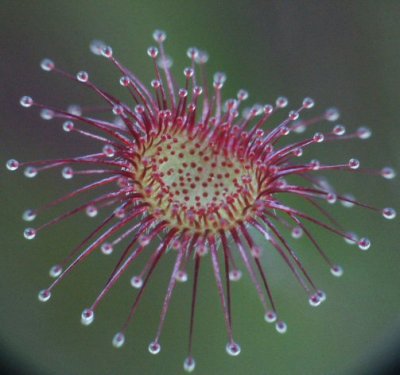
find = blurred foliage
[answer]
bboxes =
[1,1,400,374]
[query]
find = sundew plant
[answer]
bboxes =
[7,30,396,372]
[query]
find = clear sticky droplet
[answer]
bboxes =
[183,357,196,372]
[112,332,125,348]
[148,341,161,355]
[38,289,51,302]
[24,166,38,178]
[264,310,277,323]
[101,243,113,255]
[344,232,358,245]
[62,120,74,132]
[333,124,346,136]
[317,290,327,302]
[308,293,321,307]
[24,227,36,240]
[130,276,143,289]
[229,270,242,281]
[382,207,396,220]
[76,71,89,82]
[40,109,55,120]
[153,30,166,43]
[103,144,115,157]
[341,194,355,208]
[40,58,55,71]
[358,237,371,251]
[20,96,33,108]
[49,264,63,278]
[62,167,74,179]
[275,321,287,334]
[226,342,241,356]
[276,96,288,108]
[67,104,82,116]
[101,46,113,58]
[325,107,340,122]
[313,132,324,143]
[330,265,343,277]
[357,127,372,139]
[90,40,107,56]
[22,209,37,222]
[291,227,303,239]
[326,193,337,204]
[175,270,188,283]
[348,158,360,170]
[81,308,95,325]
[302,97,314,109]
[6,159,19,171]
[85,205,98,218]
[381,167,396,180]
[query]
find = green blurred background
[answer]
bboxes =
[1,1,399,374]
